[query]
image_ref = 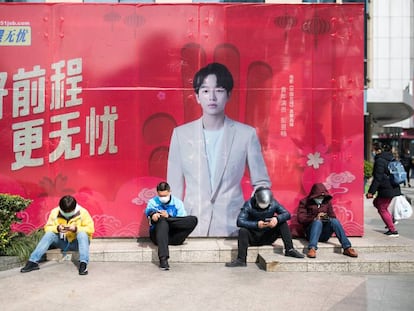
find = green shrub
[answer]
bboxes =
[4,230,44,261]
[0,194,32,255]
[364,160,374,179]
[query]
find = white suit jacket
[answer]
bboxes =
[167,116,271,236]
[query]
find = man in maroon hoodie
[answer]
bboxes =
[297,183,358,259]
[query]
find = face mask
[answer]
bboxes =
[59,209,76,219]
[314,198,323,205]
[258,202,269,209]
[159,195,170,204]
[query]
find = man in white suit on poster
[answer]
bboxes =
[167,63,271,237]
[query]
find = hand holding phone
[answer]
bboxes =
[62,225,76,232]
[58,224,67,232]
[159,210,169,218]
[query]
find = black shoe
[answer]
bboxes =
[225,258,247,267]
[384,230,399,237]
[79,262,88,275]
[20,261,39,273]
[285,248,305,258]
[159,258,170,270]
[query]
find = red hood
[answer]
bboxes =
[307,183,332,200]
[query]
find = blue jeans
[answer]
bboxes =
[29,231,90,263]
[306,218,352,250]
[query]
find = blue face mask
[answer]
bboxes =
[59,208,76,219]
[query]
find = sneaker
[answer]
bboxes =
[307,248,316,258]
[343,247,358,257]
[225,258,247,267]
[285,248,305,258]
[384,230,399,237]
[20,261,39,273]
[159,258,170,271]
[79,262,88,275]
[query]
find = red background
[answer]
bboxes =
[0,3,365,237]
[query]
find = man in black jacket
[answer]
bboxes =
[400,149,412,187]
[366,143,401,236]
[225,187,304,267]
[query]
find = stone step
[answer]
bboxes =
[258,252,414,273]
[45,235,414,273]
[0,256,23,272]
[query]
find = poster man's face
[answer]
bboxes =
[196,74,230,117]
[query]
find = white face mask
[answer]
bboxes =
[258,202,269,209]
[314,198,323,205]
[159,195,170,204]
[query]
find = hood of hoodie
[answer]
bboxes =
[307,183,333,201]
[376,151,394,162]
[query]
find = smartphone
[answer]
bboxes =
[264,218,273,222]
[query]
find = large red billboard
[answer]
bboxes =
[0,3,365,237]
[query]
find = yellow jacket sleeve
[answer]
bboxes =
[43,207,60,233]
[77,207,95,239]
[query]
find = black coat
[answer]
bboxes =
[400,153,412,170]
[368,151,401,198]
[237,197,291,230]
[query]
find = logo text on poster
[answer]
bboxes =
[0,22,31,46]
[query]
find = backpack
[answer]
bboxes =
[388,159,407,186]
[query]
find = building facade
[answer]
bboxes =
[366,0,414,158]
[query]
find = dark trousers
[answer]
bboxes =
[150,216,198,259]
[237,222,294,261]
[404,166,411,185]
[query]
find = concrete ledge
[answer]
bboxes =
[0,256,23,271]
[44,235,414,274]
[258,252,414,273]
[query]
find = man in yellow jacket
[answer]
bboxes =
[20,195,95,275]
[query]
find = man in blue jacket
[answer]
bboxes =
[145,181,198,270]
[225,186,304,267]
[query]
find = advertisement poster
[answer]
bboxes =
[0,3,364,237]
